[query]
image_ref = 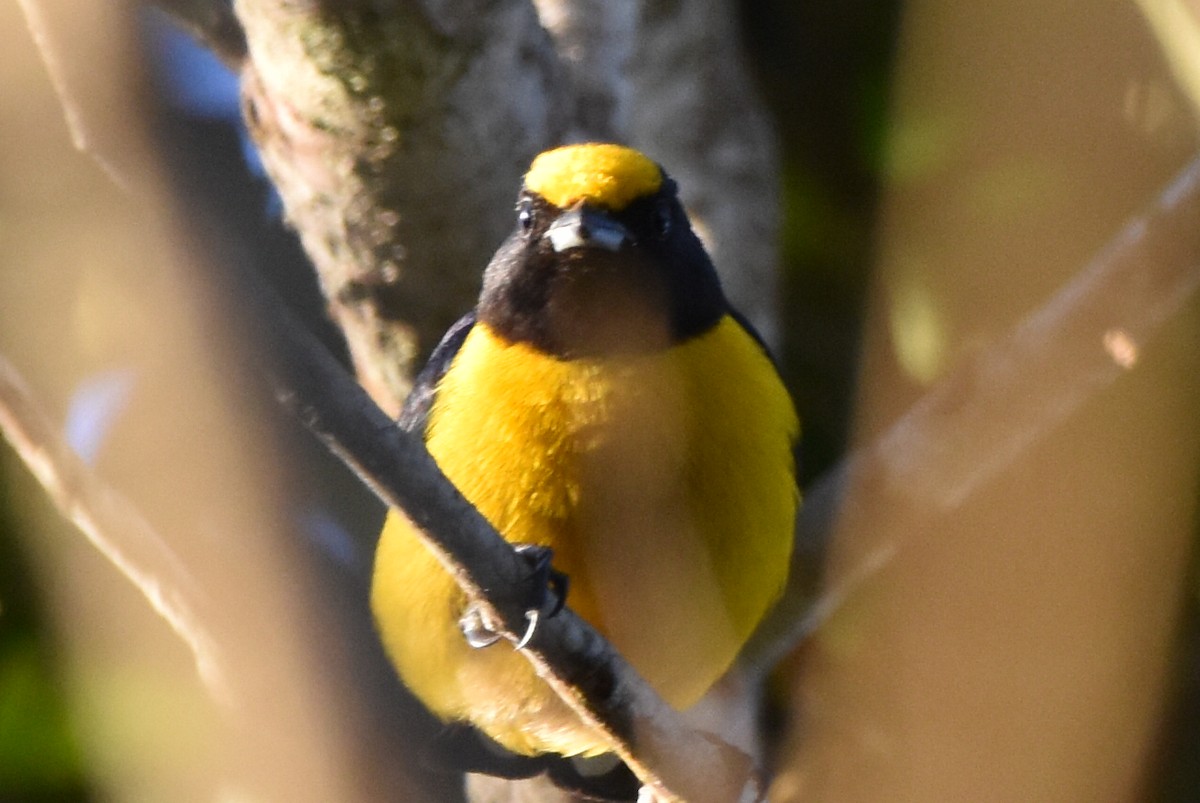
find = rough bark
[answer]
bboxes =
[236,0,571,415]
[234,0,783,417]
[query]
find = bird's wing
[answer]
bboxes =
[396,310,477,433]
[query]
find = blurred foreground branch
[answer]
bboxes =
[747,153,1200,672]
[0,355,229,703]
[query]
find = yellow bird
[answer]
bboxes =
[371,143,798,792]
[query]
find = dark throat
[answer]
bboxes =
[478,243,723,359]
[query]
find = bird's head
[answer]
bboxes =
[478,143,726,358]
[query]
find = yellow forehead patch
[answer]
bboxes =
[525,143,663,211]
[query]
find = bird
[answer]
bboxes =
[371,142,799,797]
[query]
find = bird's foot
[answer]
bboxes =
[457,543,569,650]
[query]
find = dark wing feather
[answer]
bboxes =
[397,310,477,433]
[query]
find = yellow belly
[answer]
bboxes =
[371,314,798,756]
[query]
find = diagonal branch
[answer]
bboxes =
[744,153,1200,673]
[16,0,136,191]
[250,269,758,803]
[0,355,231,707]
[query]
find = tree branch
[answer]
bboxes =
[744,153,1200,673]
[233,0,784,421]
[528,0,784,341]
[234,0,571,416]
[625,0,783,344]
[230,2,1200,794]
[13,3,1199,798]
[231,3,782,796]
[0,354,230,706]
[243,266,757,802]
[247,148,1200,801]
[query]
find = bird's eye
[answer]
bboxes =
[652,201,673,238]
[517,198,535,234]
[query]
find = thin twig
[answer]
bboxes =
[0,355,231,706]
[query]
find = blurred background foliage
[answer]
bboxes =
[3,0,1199,800]
[0,466,89,802]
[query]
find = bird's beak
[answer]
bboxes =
[545,203,630,253]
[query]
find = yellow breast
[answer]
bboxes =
[371,315,798,756]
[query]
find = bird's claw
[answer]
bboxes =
[457,544,570,650]
[514,543,569,619]
[459,605,503,649]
